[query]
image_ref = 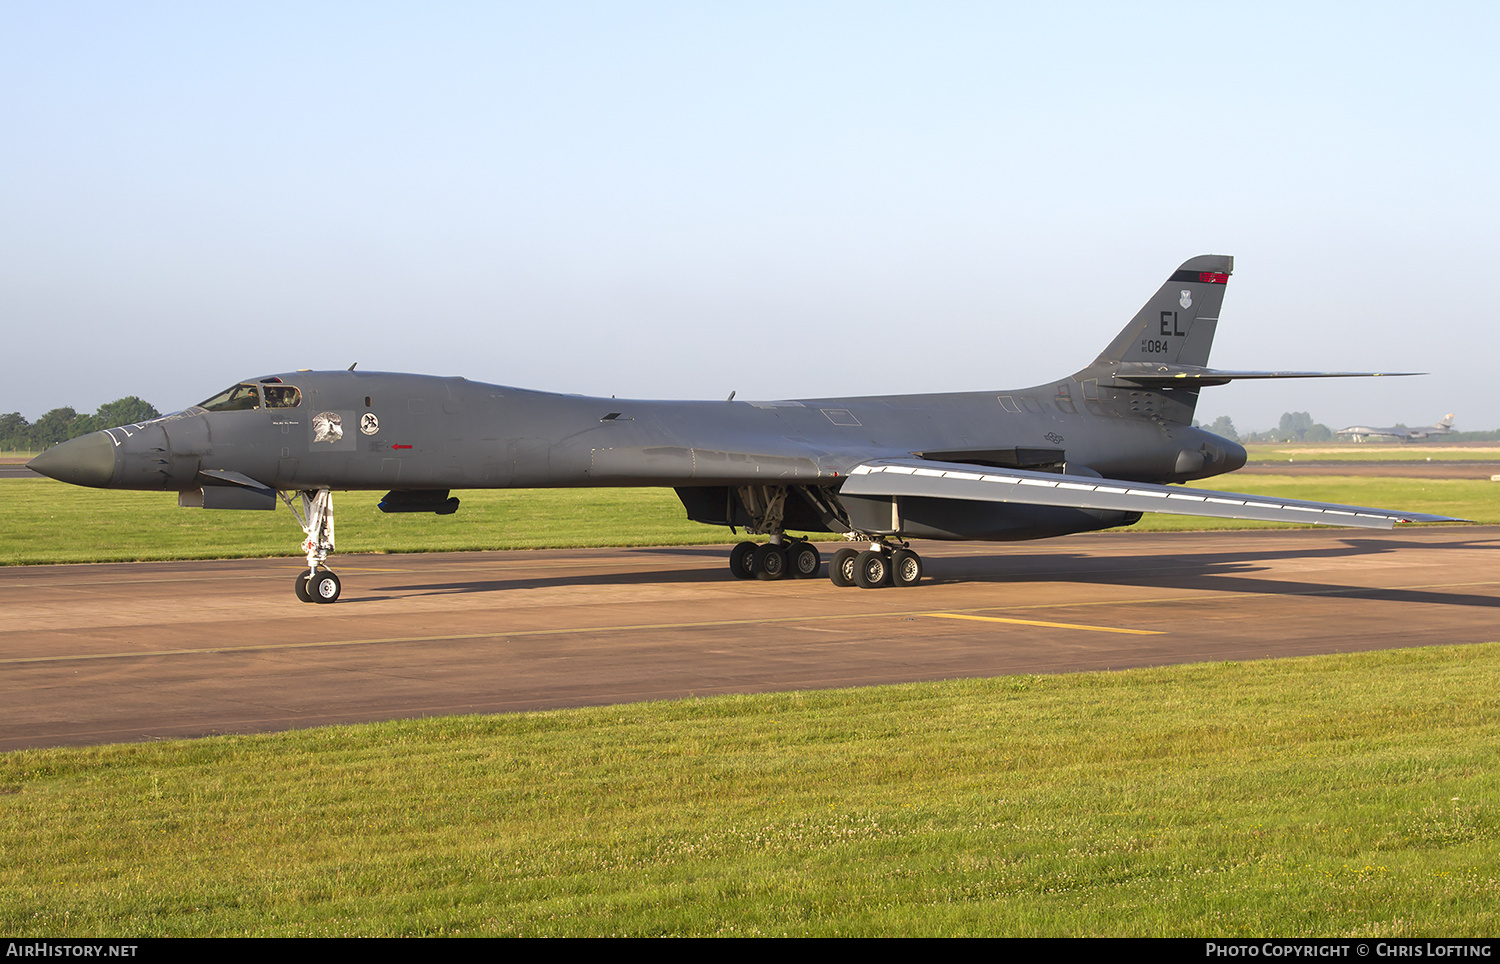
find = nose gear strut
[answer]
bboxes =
[281,488,340,603]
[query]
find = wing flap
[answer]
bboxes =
[841,459,1459,529]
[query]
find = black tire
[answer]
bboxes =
[294,572,314,603]
[829,548,858,587]
[729,541,758,579]
[754,543,787,580]
[891,549,923,587]
[854,550,889,589]
[310,570,341,603]
[788,542,821,578]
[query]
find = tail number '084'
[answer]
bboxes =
[1140,338,1172,353]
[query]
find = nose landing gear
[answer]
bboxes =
[282,488,340,603]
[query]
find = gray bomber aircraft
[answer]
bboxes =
[29,255,1457,603]
[1337,414,1456,443]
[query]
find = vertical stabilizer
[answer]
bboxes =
[1090,254,1233,368]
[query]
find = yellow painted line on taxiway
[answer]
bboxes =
[926,612,1163,635]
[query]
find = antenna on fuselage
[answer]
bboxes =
[348,362,358,371]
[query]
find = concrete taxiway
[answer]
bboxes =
[2,526,1497,751]
[0,457,40,479]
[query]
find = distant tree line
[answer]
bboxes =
[1194,412,1335,443]
[1266,411,1334,443]
[1197,411,1498,444]
[0,397,160,452]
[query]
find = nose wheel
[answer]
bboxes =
[296,569,341,604]
[309,570,341,603]
[283,488,342,603]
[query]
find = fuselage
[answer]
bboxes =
[35,369,1246,495]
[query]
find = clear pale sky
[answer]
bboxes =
[3,2,1496,433]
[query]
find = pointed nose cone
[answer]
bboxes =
[28,432,119,487]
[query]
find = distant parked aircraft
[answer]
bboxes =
[1337,415,1455,443]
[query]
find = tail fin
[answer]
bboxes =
[1069,256,1418,428]
[1090,254,1234,368]
[1439,414,1455,428]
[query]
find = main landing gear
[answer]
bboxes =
[282,488,341,604]
[720,482,922,588]
[726,538,924,589]
[828,542,924,589]
[729,538,822,581]
[725,484,824,582]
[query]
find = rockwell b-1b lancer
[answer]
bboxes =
[29,255,1458,603]
[1337,414,1456,443]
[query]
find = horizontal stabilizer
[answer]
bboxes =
[1106,363,1423,388]
[841,459,1460,530]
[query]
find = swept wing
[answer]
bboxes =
[841,458,1459,530]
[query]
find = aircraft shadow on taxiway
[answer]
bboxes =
[370,532,1499,611]
[942,535,1500,611]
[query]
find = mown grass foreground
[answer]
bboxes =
[2,475,1493,565]
[3,645,1496,936]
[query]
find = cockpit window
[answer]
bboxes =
[263,385,301,408]
[198,384,261,412]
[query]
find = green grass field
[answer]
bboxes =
[1,475,1493,565]
[2,645,1496,936]
[0,479,731,564]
